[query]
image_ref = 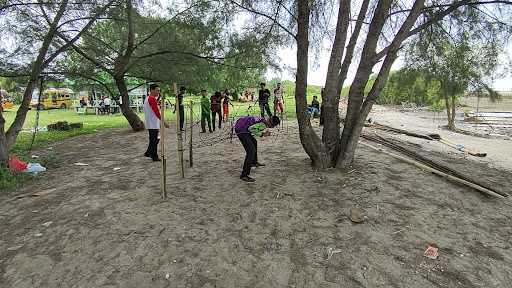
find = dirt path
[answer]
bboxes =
[1,121,511,288]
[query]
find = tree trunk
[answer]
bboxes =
[321,0,350,165]
[115,77,145,131]
[0,1,69,167]
[444,92,455,130]
[0,111,8,167]
[450,94,456,130]
[295,0,330,169]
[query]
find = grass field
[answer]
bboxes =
[1,81,322,189]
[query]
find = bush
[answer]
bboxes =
[0,167,33,191]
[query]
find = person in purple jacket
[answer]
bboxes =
[234,115,280,182]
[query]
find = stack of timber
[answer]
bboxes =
[361,133,507,198]
[367,122,486,157]
[465,112,512,126]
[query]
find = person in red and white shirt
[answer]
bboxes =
[144,84,169,161]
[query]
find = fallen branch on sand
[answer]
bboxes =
[366,122,487,157]
[360,134,507,198]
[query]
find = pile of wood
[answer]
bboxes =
[367,121,486,157]
[361,133,507,198]
[47,121,83,131]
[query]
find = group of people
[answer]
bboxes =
[256,82,284,118]
[143,83,280,182]
[199,89,233,133]
[79,96,112,114]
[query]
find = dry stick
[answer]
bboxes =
[161,89,167,199]
[175,83,185,178]
[359,141,505,199]
[189,101,193,167]
[363,133,507,197]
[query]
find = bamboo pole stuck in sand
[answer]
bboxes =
[175,83,185,178]
[359,141,505,199]
[189,101,193,167]
[160,88,167,199]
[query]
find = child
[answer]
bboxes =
[234,115,281,182]
[210,91,222,131]
[200,89,212,133]
[143,84,169,161]
[222,89,232,122]
[273,82,284,115]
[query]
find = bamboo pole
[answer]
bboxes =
[359,141,505,199]
[189,101,193,167]
[175,83,185,178]
[160,88,167,199]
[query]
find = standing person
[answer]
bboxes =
[222,89,232,122]
[273,82,284,115]
[103,96,111,114]
[200,89,212,133]
[258,83,272,118]
[173,86,186,131]
[319,88,325,126]
[234,115,280,182]
[143,84,169,162]
[210,91,222,131]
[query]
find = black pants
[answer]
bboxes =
[212,110,222,130]
[259,102,272,118]
[145,129,159,160]
[238,133,258,177]
[201,112,212,132]
[179,105,185,131]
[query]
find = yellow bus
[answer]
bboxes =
[31,88,73,109]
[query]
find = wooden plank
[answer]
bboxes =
[360,141,505,199]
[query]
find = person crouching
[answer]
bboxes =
[234,115,280,182]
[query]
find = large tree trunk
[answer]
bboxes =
[0,111,8,167]
[0,1,68,166]
[295,0,330,168]
[111,0,144,132]
[336,0,425,168]
[321,0,350,166]
[115,76,145,131]
[445,93,456,130]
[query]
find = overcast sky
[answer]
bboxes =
[268,43,512,91]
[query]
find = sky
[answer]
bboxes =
[267,43,512,91]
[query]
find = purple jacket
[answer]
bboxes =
[234,116,265,134]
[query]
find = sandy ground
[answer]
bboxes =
[368,107,512,172]
[1,114,512,288]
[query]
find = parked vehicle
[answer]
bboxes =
[31,88,73,109]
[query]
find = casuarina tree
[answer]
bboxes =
[229,0,512,168]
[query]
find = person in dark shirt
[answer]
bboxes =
[234,115,280,182]
[210,91,222,131]
[258,82,272,118]
[173,86,186,131]
[308,96,321,117]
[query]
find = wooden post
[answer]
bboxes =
[160,88,167,199]
[189,101,193,167]
[175,83,185,178]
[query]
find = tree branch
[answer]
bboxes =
[228,0,297,40]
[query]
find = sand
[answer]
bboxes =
[1,115,512,288]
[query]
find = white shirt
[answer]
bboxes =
[143,96,160,129]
